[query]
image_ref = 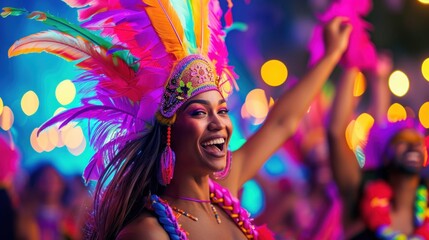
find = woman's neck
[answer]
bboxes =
[163,175,211,202]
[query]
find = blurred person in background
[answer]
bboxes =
[295,127,343,240]
[63,175,93,240]
[16,163,79,240]
[328,52,429,239]
[0,134,20,240]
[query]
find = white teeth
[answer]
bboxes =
[405,152,421,162]
[202,138,225,146]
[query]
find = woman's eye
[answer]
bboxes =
[191,110,206,116]
[219,108,229,114]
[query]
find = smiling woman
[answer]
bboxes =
[3,0,351,239]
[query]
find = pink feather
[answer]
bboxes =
[208,0,238,91]
[62,0,123,21]
[308,0,377,71]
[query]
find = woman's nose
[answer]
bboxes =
[208,114,224,131]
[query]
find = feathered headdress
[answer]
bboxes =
[2,0,237,182]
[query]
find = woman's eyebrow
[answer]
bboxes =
[183,98,226,110]
[183,99,210,110]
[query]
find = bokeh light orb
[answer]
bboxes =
[0,97,3,116]
[345,120,356,150]
[421,58,429,81]
[56,79,76,105]
[0,106,14,131]
[387,103,407,122]
[261,60,288,87]
[354,113,374,141]
[63,126,84,149]
[68,137,87,156]
[241,179,264,216]
[418,102,429,128]
[30,128,43,153]
[353,71,366,97]
[21,90,39,116]
[244,89,269,119]
[418,0,429,4]
[388,70,409,97]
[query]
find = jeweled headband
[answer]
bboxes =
[159,55,220,120]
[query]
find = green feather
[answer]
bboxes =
[2,7,138,72]
[1,7,27,17]
[170,0,197,53]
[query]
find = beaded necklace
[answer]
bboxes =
[167,199,222,224]
[361,180,429,239]
[149,180,259,239]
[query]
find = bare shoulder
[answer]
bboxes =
[116,211,169,240]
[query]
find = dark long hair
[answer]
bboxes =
[85,121,167,239]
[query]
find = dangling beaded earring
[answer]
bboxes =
[212,150,232,180]
[159,125,176,186]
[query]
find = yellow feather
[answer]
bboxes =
[143,0,188,60]
[191,0,209,55]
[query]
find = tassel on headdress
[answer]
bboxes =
[2,0,237,183]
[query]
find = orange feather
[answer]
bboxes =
[143,0,188,60]
[191,0,210,55]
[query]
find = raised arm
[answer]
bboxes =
[326,66,361,227]
[367,51,392,124]
[224,17,352,192]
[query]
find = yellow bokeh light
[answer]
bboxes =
[244,89,269,119]
[48,127,59,147]
[56,79,76,105]
[388,70,409,97]
[0,97,3,116]
[30,128,43,153]
[64,126,84,149]
[68,137,87,156]
[354,113,374,141]
[59,122,78,146]
[353,71,366,97]
[36,130,50,151]
[422,58,429,82]
[387,103,407,122]
[260,60,288,87]
[0,106,14,131]
[418,102,429,128]
[345,120,355,150]
[418,0,429,4]
[21,90,39,116]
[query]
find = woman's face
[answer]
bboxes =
[171,90,232,176]
[386,128,426,174]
